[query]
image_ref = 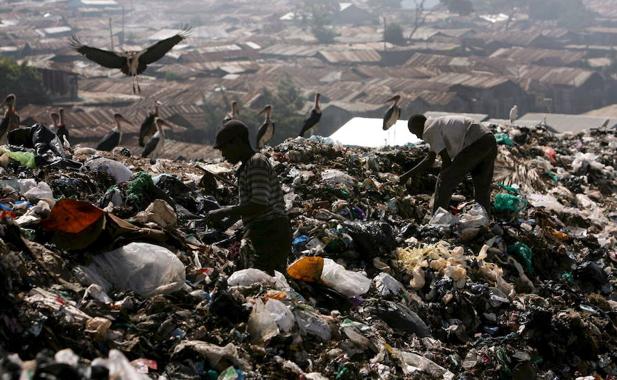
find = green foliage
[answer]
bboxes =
[384,22,406,45]
[0,57,49,105]
[312,25,338,44]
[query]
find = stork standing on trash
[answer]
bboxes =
[509,105,518,125]
[70,28,191,94]
[223,101,239,123]
[142,117,173,161]
[299,93,321,137]
[53,108,70,148]
[0,94,20,144]
[256,104,274,149]
[96,113,133,151]
[383,95,401,131]
[139,101,161,147]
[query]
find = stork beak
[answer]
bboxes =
[386,95,400,103]
[258,105,271,116]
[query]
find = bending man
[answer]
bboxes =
[401,114,497,214]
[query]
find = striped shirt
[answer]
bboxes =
[237,153,286,226]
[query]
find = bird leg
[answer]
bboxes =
[136,76,141,94]
[132,76,137,94]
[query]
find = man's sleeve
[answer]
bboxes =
[424,122,446,155]
[245,157,271,206]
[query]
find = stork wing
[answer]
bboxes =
[300,110,321,137]
[139,27,191,66]
[141,135,160,158]
[139,113,157,146]
[70,36,124,69]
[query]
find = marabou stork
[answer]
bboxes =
[509,105,518,124]
[0,94,20,143]
[70,27,191,94]
[382,95,401,131]
[299,93,321,137]
[54,108,70,148]
[256,104,274,149]
[96,113,133,151]
[223,101,239,123]
[141,117,173,160]
[139,101,161,147]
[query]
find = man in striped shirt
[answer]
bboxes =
[208,121,291,275]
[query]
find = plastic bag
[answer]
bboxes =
[321,169,354,187]
[85,157,133,184]
[228,269,276,287]
[23,181,53,203]
[172,341,251,371]
[293,308,331,341]
[91,349,150,380]
[265,299,295,333]
[320,258,371,297]
[493,193,526,213]
[429,208,458,226]
[458,203,489,229]
[373,272,406,297]
[495,133,514,146]
[507,242,534,274]
[7,151,36,169]
[287,256,324,282]
[247,299,279,342]
[80,243,186,297]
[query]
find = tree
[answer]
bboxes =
[409,0,429,40]
[0,58,49,105]
[441,0,473,15]
[312,24,338,44]
[307,0,339,44]
[384,22,406,45]
[527,0,595,29]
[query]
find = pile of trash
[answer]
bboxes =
[0,123,616,379]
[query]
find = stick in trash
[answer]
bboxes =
[194,163,237,188]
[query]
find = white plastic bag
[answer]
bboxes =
[91,350,149,380]
[321,169,355,187]
[85,157,133,184]
[265,299,295,333]
[227,269,275,287]
[247,299,279,342]
[293,309,331,341]
[80,243,186,297]
[320,259,371,297]
[429,208,458,227]
[23,181,54,203]
[458,203,489,229]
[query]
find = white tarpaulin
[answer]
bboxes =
[329,117,422,148]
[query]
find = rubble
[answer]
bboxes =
[0,123,616,379]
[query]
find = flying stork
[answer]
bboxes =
[141,117,173,161]
[70,27,191,94]
[256,104,274,149]
[0,94,20,143]
[96,113,133,151]
[299,93,321,137]
[509,105,518,124]
[223,101,239,123]
[382,95,401,131]
[139,101,161,147]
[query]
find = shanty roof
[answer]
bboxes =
[329,117,421,148]
[260,44,320,57]
[490,47,586,67]
[424,111,489,123]
[518,65,598,88]
[518,113,617,133]
[431,72,511,89]
[317,49,382,64]
[584,103,617,118]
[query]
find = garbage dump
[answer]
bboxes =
[0,123,616,379]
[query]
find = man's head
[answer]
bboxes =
[408,114,427,139]
[214,120,252,164]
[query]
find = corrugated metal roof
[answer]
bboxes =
[317,49,381,64]
[260,44,320,57]
[518,65,597,87]
[490,47,585,66]
[432,72,510,89]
